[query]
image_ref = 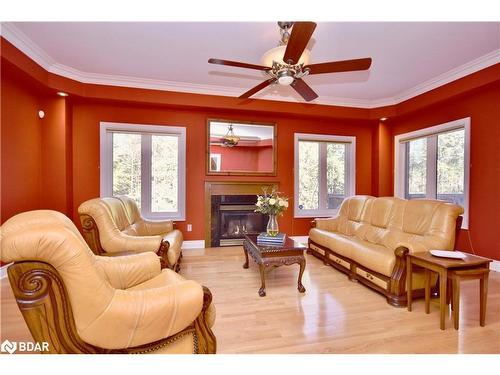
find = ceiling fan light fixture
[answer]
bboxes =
[277,71,294,86]
[260,45,310,67]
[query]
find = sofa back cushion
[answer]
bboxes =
[115,196,144,235]
[357,197,403,246]
[103,197,132,231]
[336,195,373,236]
[337,196,463,251]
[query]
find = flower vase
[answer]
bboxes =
[266,214,279,236]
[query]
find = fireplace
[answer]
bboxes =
[204,181,278,247]
[211,195,268,247]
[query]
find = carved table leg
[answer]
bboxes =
[258,264,266,297]
[298,258,306,293]
[243,246,249,269]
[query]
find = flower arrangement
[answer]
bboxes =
[254,188,289,216]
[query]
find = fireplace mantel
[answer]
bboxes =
[204,181,278,248]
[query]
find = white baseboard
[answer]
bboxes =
[490,260,500,272]
[289,236,309,246]
[181,240,205,250]
[1,263,11,280]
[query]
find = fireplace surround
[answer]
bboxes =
[204,181,278,248]
[211,195,267,247]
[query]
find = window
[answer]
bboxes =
[294,133,356,217]
[100,122,186,220]
[395,117,470,228]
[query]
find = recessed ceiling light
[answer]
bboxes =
[57,92,69,97]
[38,110,45,119]
[380,117,388,121]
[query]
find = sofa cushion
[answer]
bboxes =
[127,268,186,291]
[309,228,356,259]
[355,197,404,247]
[336,195,373,236]
[101,197,132,231]
[349,238,396,277]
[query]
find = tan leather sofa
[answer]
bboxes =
[78,196,183,271]
[308,195,464,307]
[0,210,216,354]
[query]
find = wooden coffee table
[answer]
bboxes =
[243,234,307,297]
[407,251,491,330]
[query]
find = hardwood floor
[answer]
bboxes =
[1,247,499,354]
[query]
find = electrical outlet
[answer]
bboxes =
[187,224,192,232]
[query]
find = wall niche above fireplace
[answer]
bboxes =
[204,181,278,248]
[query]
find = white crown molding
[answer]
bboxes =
[391,49,500,104]
[2,22,499,109]
[1,22,55,70]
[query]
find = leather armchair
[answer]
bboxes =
[0,210,216,354]
[78,196,183,271]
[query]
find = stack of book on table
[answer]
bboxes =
[256,232,286,246]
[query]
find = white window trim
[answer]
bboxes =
[294,133,356,218]
[394,117,470,229]
[100,122,186,221]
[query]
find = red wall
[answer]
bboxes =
[1,38,499,260]
[210,144,273,172]
[1,61,71,223]
[257,146,273,171]
[71,99,374,240]
[388,82,500,260]
[1,62,43,222]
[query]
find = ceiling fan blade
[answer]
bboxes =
[305,58,372,75]
[283,22,317,65]
[208,58,271,71]
[239,78,276,99]
[290,78,318,102]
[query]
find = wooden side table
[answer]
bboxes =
[407,251,491,330]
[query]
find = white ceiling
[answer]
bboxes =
[2,22,499,107]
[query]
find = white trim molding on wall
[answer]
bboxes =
[394,117,471,229]
[289,236,309,246]
[2,23,499,109]
[181,240,205,250]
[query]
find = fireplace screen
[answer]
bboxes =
[211,195,267,247]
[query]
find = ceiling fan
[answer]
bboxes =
[208,22,372,102]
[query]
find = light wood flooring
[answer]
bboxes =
[1,247,499,353]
